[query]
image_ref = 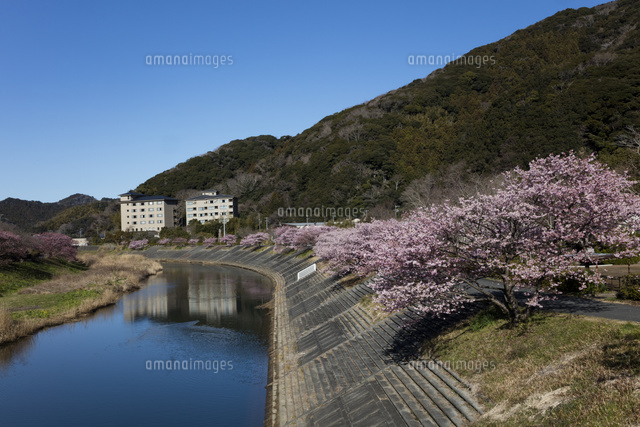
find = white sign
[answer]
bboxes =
[297,264,316,281]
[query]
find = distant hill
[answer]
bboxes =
[35,198,121,238]
[0,194,98,231]
[131,0,638,222]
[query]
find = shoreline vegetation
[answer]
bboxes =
[0,250,162,346]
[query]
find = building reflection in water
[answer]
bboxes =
[123,263,273,334]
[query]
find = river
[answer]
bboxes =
[0,262,273,426]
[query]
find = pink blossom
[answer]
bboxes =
[240,232,270,246]
[34,232,77,261]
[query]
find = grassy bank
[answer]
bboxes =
[0,252,162,346]
[424,308,640,425]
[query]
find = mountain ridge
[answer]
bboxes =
[135,0,639,224]
[0,194,98,231]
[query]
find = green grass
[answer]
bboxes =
[424,310,640,425]
[0,259,88,296]
[3,289,102,319]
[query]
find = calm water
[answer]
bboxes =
[0,263,273,427]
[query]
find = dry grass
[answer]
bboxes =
[424,308,640,425]
[0,252,162,345]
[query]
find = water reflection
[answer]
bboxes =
[0,262,273,426]
[0,335,35,370]
[124,263,272,335]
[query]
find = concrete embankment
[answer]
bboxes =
[143,245,485,426]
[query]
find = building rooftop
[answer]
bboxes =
[133,195,179,202]
[119,192,178,202]
[186,194,235,201]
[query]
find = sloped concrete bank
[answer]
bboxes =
[143,246,485,426]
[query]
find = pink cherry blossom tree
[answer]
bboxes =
[240,232,270,247]
[34,232,77,261]
[220,234,237,246]
[203,237,217,247]
[314,220,398,277]
[128,239,149,250]
[0,231,30,263]
[291,225,336,250]
[369,153,640,325]
[272,226,299,252]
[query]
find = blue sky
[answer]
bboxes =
[0,0,607,202]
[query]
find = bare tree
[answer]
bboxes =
[226,172,261,197]
[401,166,500,209]
[615,125,640,153]
[401,174,439,209]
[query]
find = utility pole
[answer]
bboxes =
[394,205,400,218]
[258,212,261,231]
[265,218,269,231]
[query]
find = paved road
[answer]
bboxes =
[474,278,640,323]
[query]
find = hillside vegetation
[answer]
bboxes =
[136,0,640,220]
[0,194,98,232]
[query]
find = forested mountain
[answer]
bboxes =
[35,199,120,238]
[0,194,97,231]
[134,0,639,220]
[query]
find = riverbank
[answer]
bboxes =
[426,308,640,425]
[0,251,162,346]
[141,245,486,426]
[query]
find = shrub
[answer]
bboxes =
[617,276,640,301]
[172,237,188,246]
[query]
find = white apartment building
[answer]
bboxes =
[119,191,179,232]
[186,189,238,224]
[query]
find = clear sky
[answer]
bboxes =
[0,0,607,202]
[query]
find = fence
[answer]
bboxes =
[603,276,638,292]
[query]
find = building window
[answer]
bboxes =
[132,209,137,212]
[158,208,162,211]
[158,214,163,218]
[149,220,154,224]
[187,201,194,205]
[141,221,146,224]
[158,220,163,224]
